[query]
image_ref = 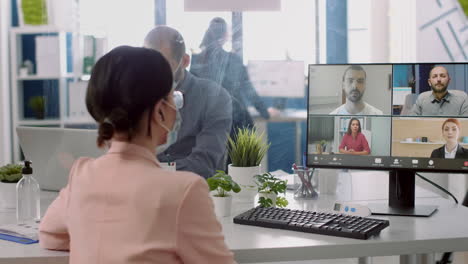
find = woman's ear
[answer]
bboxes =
[153,100,165,124]
[182,53,190,68]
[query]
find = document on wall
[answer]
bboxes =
[0,222,39,244]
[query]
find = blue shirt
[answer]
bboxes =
[158,71,232,179]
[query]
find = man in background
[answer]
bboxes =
[330,65,383,115]
[144,26,232,179]
[410,65,468,116]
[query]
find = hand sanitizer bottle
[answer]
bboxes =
[16,161,41,224]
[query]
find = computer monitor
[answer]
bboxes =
[16,126,104,191]
[307,63,468,217]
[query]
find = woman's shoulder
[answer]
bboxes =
[341,133,350,139]
[159,170,209,196]
[458,146,468,157]
[358,132,368,139]
[430,146,444,158]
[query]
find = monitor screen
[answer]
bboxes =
[306,63,468,216]
[307,63,468,173]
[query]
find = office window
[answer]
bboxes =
[166,0,231,56]
[79,0,154,49]
[243,0,317,66]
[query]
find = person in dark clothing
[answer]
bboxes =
[430,118,468,159]
[190,17,278,135]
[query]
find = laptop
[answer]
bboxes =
[16,127,105,191]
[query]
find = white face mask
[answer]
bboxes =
[156,101,182,154]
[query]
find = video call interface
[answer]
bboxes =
[307,63,468,171]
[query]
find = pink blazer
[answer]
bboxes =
[39,141,236,264]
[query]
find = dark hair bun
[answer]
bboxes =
[97,108,131,147]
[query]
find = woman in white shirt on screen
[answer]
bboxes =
[430,118,468,159]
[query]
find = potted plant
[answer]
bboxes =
[316,140,327,154]
[254,172,289,208]
[28,96,46,119]
[227,127,270,202]
[0,164,23,209]
[207,170,241,217]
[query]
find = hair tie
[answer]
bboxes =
[103,118,114,127]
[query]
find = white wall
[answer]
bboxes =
[0,0,12,165]
[347,0,389,63]
[347,0,371,63]
[389,0,417,62]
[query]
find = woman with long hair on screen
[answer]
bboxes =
[431,118,468,159]
[38,46,236,264]
[338,118,370,155]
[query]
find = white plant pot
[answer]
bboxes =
[258,192,277,207]
[228,164,261,202]
[0,182,17,209]
[211,195,232,217]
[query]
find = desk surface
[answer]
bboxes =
[1,173,468,264]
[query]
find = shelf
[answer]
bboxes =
[10,26,69,34]
[397,141,468,146]
[18,119,61,126]
[64,118,95,125]
[17,74,75,80]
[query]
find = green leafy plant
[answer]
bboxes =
[0,164,23,183]
[460,0,468,17]
[254,172,288,208]
[315,140,327,153]
[28,96,46,119]
[207,170,241,197]
[21,0,48,25]
[228,127,270,167]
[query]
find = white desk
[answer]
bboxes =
[1,172,468,264]
[223,196,468,263]
[0,191,68,264]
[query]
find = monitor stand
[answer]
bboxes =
[368,170,438,217]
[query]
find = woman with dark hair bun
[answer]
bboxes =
[39,46,236,263]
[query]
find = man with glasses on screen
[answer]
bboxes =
[410,65,468,116]
[330,65,383,115]
[144,26,232,179]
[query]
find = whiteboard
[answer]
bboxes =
[247,60,305,98]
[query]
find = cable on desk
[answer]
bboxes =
[415,173,458,204]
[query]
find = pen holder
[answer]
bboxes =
[292,166,318,199]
